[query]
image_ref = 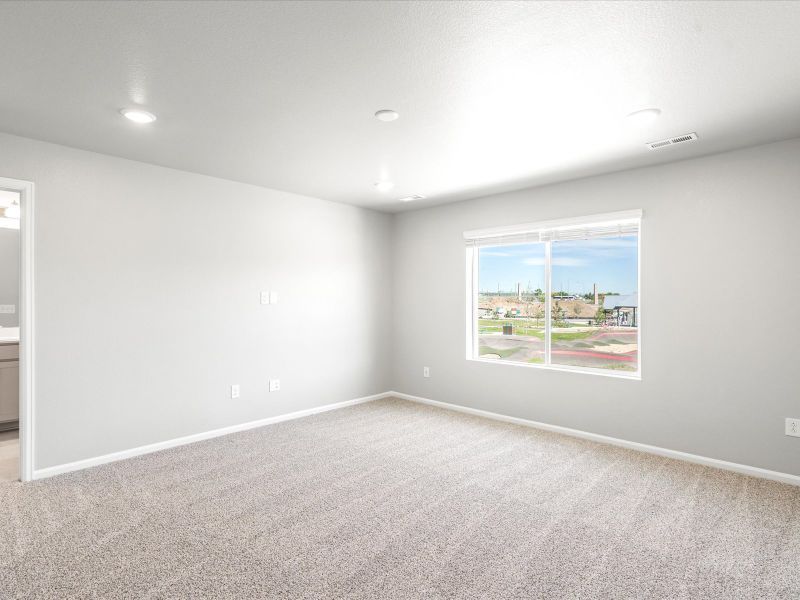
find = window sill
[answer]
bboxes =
[466,357,641,380]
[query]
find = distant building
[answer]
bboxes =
[602,293,638,326]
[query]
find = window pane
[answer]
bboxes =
[550,235,638,372]
[477,243,546,365]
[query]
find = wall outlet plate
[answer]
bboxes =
[260,291,278,305]
[0,305,15,314]
[423,366,430,378]
[231,384,240,399]
[269,379,280,392]
[786,418,800,437]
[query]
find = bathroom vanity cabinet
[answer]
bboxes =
[0,341,19,427]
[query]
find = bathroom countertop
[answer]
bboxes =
[0,327,19,343]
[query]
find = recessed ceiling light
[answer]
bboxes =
[626,107,661,124]
[374,109,399,122]
[374,181,394,192]
[120,108,157,124]
[398,195,425,203]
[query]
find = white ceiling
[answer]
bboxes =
[0,1,799,212]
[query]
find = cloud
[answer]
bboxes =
[552,237,638,261]
[523,257,587,267]
[481,235,637,265]
[554,257,588,267]
[522,257,545,266]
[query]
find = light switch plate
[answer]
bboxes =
[423,366,430,378]
[231,384,240,399]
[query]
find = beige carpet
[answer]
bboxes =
[1,398,798,599]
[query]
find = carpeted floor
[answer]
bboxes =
[1,398,798,599]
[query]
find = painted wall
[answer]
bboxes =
[0,225,19,327]
[0,132,392,470]
[392,138,800,476]
[3,128,798,477]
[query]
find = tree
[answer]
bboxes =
[572,303,582,319]
[595,306,606,324]
[534,304,544,327]
[552,301,565,326]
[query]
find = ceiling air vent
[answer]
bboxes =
[646,132,698,150]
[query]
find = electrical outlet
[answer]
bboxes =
[423,366,430,378]
[786,418,800,438]
[231,384,240,399]
[269,291,278,304]
[269,379,280,392]
[260,291,269,305]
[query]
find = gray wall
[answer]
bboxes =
[391,138,800,476]
[0,225,18,327]
[0,132,393,470]
[3,128,798,477]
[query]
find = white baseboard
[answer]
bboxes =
[32,389,800,487]
[388,391,800,487]
[33,391,391,480]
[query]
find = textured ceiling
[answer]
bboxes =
[0,1,799,211]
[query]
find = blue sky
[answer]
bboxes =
[479,236,638,295]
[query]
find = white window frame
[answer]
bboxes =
[465,210,642,380]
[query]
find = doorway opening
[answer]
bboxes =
[0,177,34,482]
[0,189,20,481]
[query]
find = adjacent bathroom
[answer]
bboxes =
[0,188,20,482]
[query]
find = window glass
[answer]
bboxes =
[477,243,546,365]
[469,216,640,378]
[550,236,638,372]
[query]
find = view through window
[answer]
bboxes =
[469,214,640,376]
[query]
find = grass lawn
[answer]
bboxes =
[551,330,595,341]
[478,345,525,358]
[600,363,637,371]
[479,319,600,341]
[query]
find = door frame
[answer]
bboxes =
[0,176,34,482]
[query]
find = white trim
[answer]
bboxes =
[466,246,478,360]
[0,177,35,482]
[389,391,800,487]
[29,389,800,487]
[544,240,552,365]
[466,356,641,380]
[33,392,391,480]
[637,214,643,378]
[466,210,642,379]
[463,209,642,241]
